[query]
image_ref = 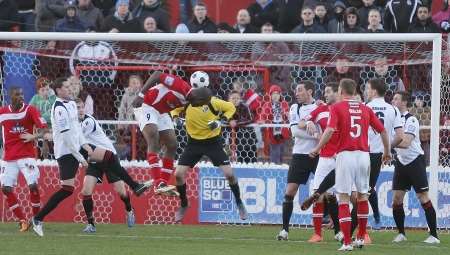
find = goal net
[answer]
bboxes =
[0,33,448,230]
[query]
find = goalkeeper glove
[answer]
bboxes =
[207,120,221,130]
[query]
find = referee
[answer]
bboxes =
[171,88,247,222]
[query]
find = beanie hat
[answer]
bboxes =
[269,85,282,95]
[116,0,130,9]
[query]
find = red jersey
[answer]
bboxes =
[0,104,47,161]
[143,73,192,113]
[328,100,384,153]
[305,104,339,157]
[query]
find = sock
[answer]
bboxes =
[103,151,138,189]
[312,202,324,236]
[317,170,335,194]
[229,182,243,205]
[357,200,369,239]
[177,183,188,208]
[120,192,132,212]
[160,157,174,185]
[29,188,41,216]
[369,189,380,222]
[282,195,294,232]
[147,153,161,186]
[35,185,74,221]
[392,203,405,235]
[327,195,340,234]
[422,201,438,238]
[351,206,358,236]
[82,195,95,225]
[3,190,25,220]
[338,203,352,245]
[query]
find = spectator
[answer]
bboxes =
[101,0,140,32]
[360,56,405,102]
[314,3,330,31]
[68,75,94,115]
[408,5,440,33]
[291,6,327,33]
[118,75,142,121]
[344,7,366,33]
[78,0,104,31]
[0,0,19,32]
[227,91,257,164]
[367,8,384,32]
[92,0,115,17]
[259,85,290,164]
[358,0,382,29]
[251,22,291,90]
[277,0,303,33]
[29,77,56,126]
[328,0,346,33]
[248,0,279,29]
[409,91,431,164]
[35,0,66,32]
[217,22,235,33]
[54,2,88,32]
[234,9,258,33]
[17,0,35,31]
[187,2,217,33]
[232,78,262,121]
[384,0,421,33]
[132,0,170,32]
[115,128,132,160]
[142,16,163,32]
[432,0,450,31]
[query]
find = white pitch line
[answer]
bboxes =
[0,231,446,250]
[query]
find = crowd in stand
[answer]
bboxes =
[0,0,448,33]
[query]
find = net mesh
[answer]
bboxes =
[0,37,448,229]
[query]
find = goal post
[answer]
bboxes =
[0,32,447,228]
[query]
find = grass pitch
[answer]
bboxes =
[0,223,448,255]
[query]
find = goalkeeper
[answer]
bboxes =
[171,88,248,222]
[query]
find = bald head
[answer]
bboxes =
[188,87,213,107]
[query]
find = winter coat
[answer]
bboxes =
[233,24,259,33]
[187,16,217,33]
[35,0,66,32]
[132,1,170,32]
[78,2,104,31]
[276,0,302,32]
[54,16,87,32]
[384,0,420,32]
[407,18,440,33]
[101,13,141,32]
[259,100,290,145]
[291,22,327,33]
[0,0,19,31]
[247,1,279,30]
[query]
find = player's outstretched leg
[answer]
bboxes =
[80,175,97,233]
[2,186,28,231]
[175,165,190,222]
[113,181,135,228]
[301,170,335,210]
[221,165,247,221]
[29,184,41,216]
[417,192,439,244]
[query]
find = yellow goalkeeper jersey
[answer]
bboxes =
[171,97,236,140]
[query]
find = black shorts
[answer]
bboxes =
[288,154,319,185]
[393,155,429,193]
[85,161,121,184]
[178,136,230,167]
[369,153,383,189]
[57,154,80,180]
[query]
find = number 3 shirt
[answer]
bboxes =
[366,97,403,154]
[328,99,385,153]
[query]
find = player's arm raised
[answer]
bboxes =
[132,71,163,108]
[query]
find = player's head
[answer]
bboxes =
[392,91,411,111]
[190,71,210,88]
[51,76,71,100]
[295,80,315,103]
[324,82,338,104]
[8,87,24,108]
[187,87,213,107]
[367,78,386,100]
[75,98,85,120]
[338,78,356,98]
[228,90,241,106]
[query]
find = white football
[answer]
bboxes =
[190,71,210,88]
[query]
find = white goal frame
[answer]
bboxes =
[0,32,443,206]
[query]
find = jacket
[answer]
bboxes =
[407,18,440,33]
[384,0,420,32]
[291,22,327,33]
[0,0,18,31]
[233,24,259,33]
[259,100,290,145]
[247,1,279,29]
[78,2,104,31]
[187,16,217,33]
[29,94,57,127]
[276,0,302,32]
[54,16,87,32]
[101,13,141,32]
[35,0,66,32]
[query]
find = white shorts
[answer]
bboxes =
[134,104,174,132]
[0,158,40,187]
[312,157,335,191]
[335,151,370,195]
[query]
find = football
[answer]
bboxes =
[190,71,210,88]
